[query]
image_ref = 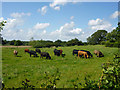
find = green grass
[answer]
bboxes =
[2,45,119,88]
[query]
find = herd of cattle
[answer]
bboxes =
[13,48,104,59]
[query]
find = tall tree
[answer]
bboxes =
[87,30,107,45]
[106,29,117,42]
[0,21,7,45]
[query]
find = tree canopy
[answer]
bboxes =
[87,30,107,45]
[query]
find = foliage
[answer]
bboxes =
[66,38,83,46]
[113,42,120,48]
[28,38,85,48]
[97,58,120,89]
[1,69,60,89]
[87,30,107,45]
[0,20,7,45]
[105,41,114,47]
[14,40,23,46]
[40,68,61,88]
[0,21,7,31]
[87,22,120,47]
[105,22,120,48]
[1,79,35,89]
[106,29,117,42]
[101,41,106,45]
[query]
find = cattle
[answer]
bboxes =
[35,48,41,54]
[59,49,63,55]
[94,50,104,57]
[25,49,29,53]
[40,52,51,59]
[80,50,93,58]
[28,50,38,57]
[54,49,61,56]
[73,49,79,56]
[13,50,18,56]
[78,51,89,58]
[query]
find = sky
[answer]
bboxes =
[0,1,119,42]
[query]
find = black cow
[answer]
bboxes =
[35,48,41,54]
[73,49,79,56]
[28,50,38,57]
[54,49,60,56]
[80,50,93,58]
[40,52,51,59]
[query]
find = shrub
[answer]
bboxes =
[101,41,106,45]
[105,41,114,47]
[113,42,120,48]
[33,42,44,48]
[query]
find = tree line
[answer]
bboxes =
[1,38,87,48]
[87,22,120,48]
[1,21,120,48]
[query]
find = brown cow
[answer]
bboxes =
[25,49,29,53]
[13,50,18,56]
[59,49,63,55]
[78,51,89,58]
[94,50,104,57]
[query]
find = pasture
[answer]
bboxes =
[1,45,118,88]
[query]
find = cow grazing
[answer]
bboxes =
[73,49,79,56]
[25,49,29,53]
[14,50,18,56]
[94,50,104,57]
[78,51,89,59]
[54,49,61,56]
[28,50,38,57]
[40,52,51,59]
[80,50,93,58]
[35,48,41,54]
[59,49,63,55]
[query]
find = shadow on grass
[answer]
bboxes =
[16,55,22,57]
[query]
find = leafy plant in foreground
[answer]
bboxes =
[40,68,61,88]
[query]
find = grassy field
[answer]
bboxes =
[1,45,119,88]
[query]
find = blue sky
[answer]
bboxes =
[1,1,119,41]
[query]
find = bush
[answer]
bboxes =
[14,40,23,46]
[105,41,114,47]
[33,42,44,48]
[101,41,106,45]
[113,42,120,48]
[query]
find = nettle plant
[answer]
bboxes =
[99,54,120,89]
[40,68,61,88]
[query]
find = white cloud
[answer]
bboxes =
[37,6,48,15]
[54,6,60,10]
[49,0,68,10]
[49,21,84,41]
[1,17,26,40]
[41,6,48,15]
[4,18,24,30]
[88,18,112,32]
[33,23,50,30]
[70,28,82,34]
[0,17,4,22]
[1,13,51,41]
[10,12,31,18]
[110,11,120,19]
[88,18,103,26]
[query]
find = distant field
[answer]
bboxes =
[1,45,119,88]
